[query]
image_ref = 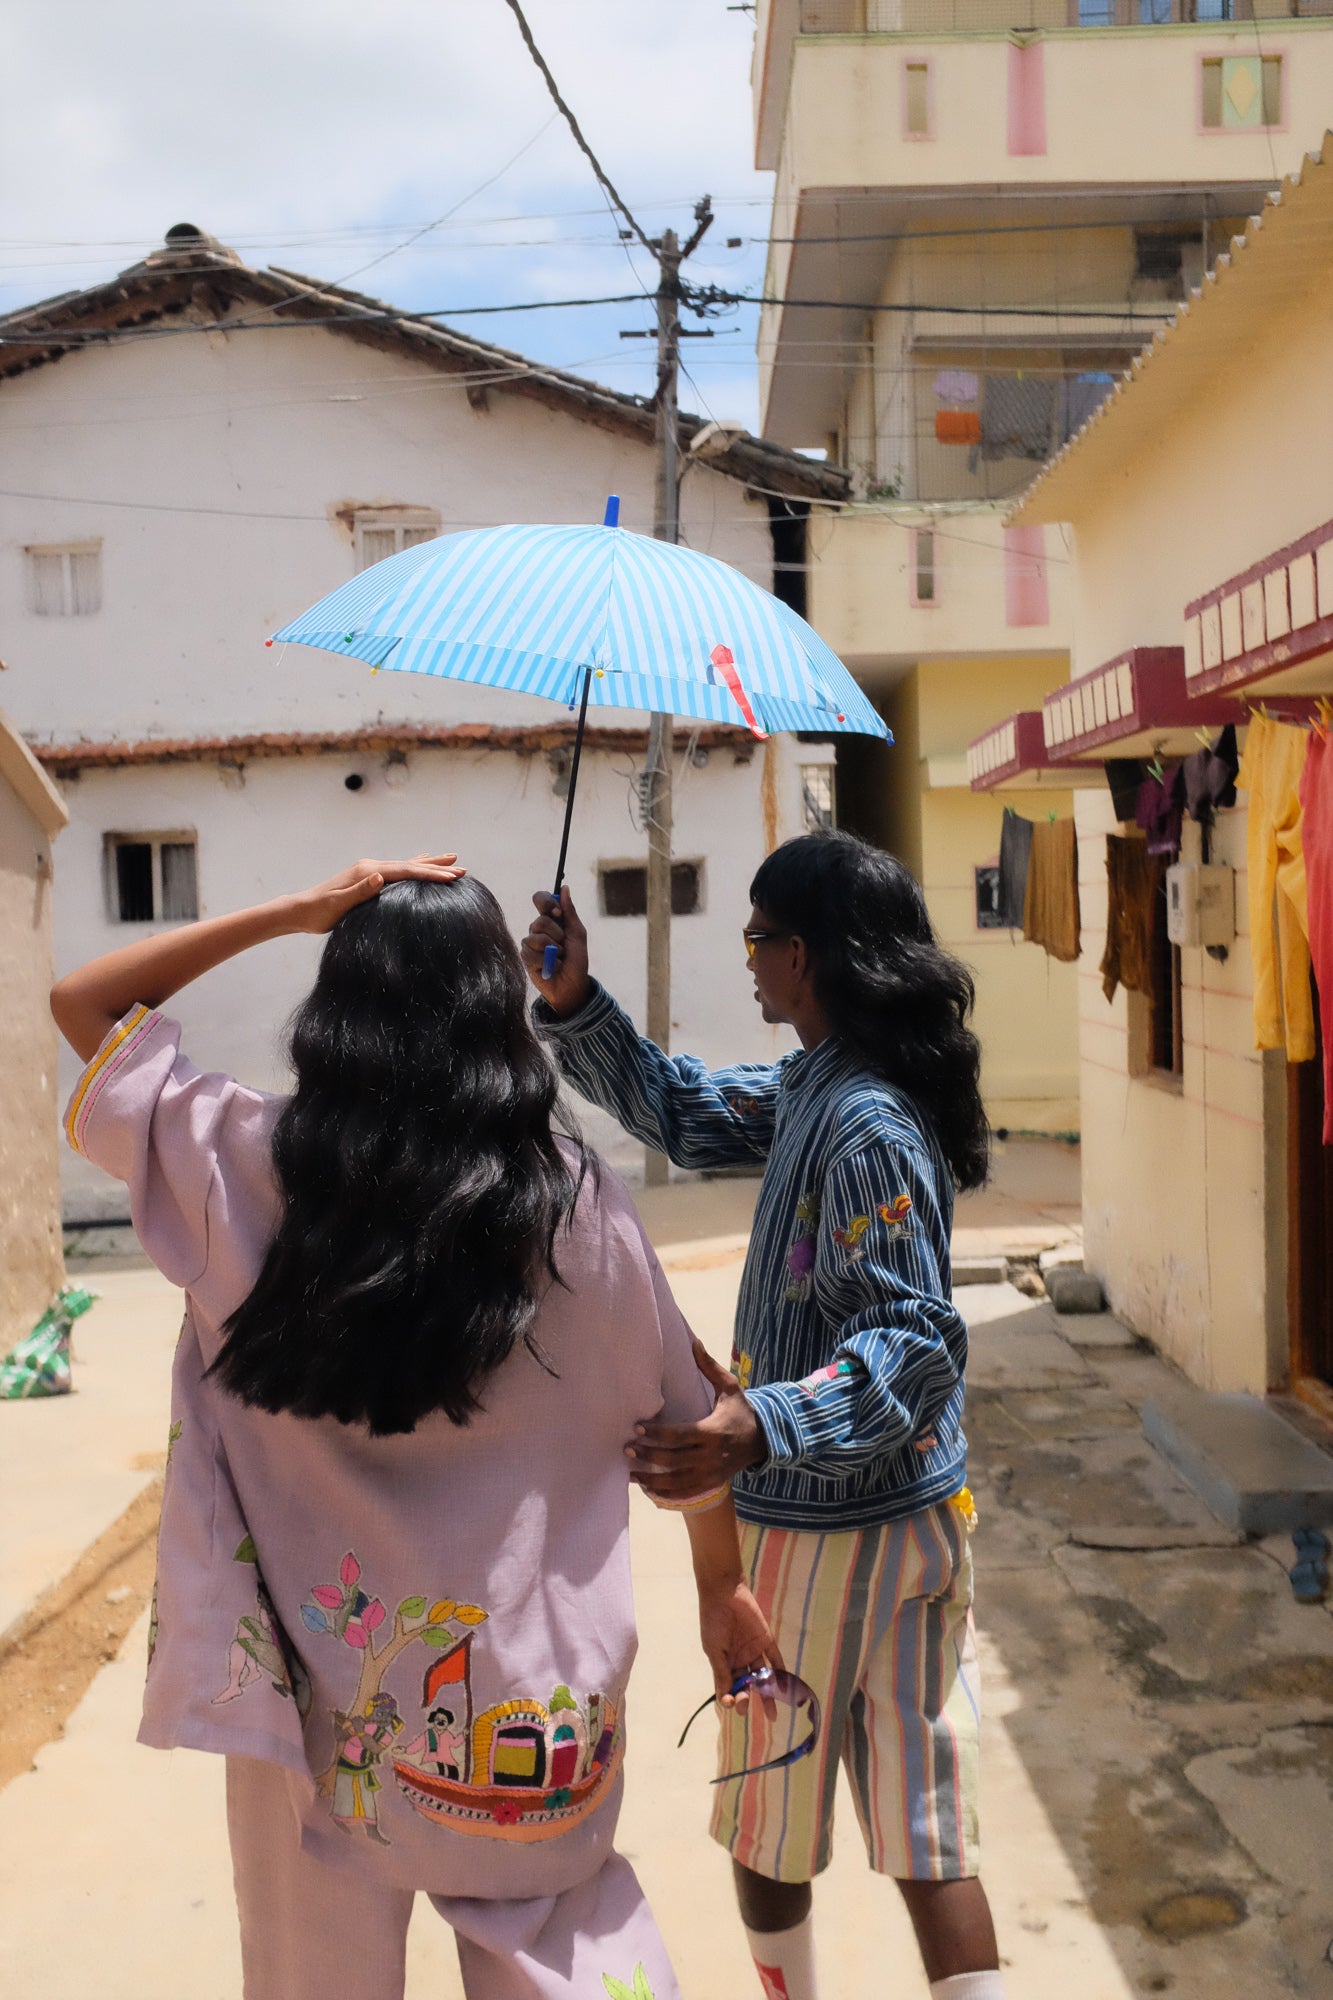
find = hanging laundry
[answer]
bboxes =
[1100,836,1162,1003]
[1298,724,1333,1136]
[933,368,979,405]
[1135,764,1185,858]
[1104,758,1147,825]
[1023,817,1080,962]
[1237,714,1313,1064]
[935,409,982,446]
[1182,722,1239,829]
[1057,371,1115,443]
[998,807,1034,928]
[970,375,1055,468]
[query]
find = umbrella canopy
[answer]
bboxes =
[271,519,891,743]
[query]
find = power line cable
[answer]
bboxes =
[321,113,560,292]
[499,0,656,257]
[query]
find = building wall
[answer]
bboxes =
[839,653,1079,1128]
[1074,785,1278,1394]
[775,26,1333,207]
[0,778,64,1345]
[53,737,820,1220]
[0,309,827,1216]
[918,657,1079,1128]
[1047,238,1333,1392]
[0,321,776,750]
[1064,260,1333,676]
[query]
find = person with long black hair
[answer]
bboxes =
[525,829,1005,2000]
[51,853,776,2000]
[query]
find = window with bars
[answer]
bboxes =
[104,834,199,924]
[25,542,102,616]
[598,861,702,917]
[353,512,440,573]
[800,765,836,831]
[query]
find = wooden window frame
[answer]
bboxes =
[103,832,199,925]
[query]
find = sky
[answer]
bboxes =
[1,0,774,432]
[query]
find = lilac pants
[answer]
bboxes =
[226,1757,680,1999]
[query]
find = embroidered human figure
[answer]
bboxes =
[214,1589,294,1705]
[332,1691,403,1844]
[401,1704,466,1781]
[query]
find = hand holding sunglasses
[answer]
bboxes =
[678,1666,821,1784]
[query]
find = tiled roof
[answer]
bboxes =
[0,226,847,504]
[32,720,758,774]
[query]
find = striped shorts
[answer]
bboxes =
[709,1501,981,1884]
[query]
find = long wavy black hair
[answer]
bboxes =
[214,877,585,1435]
[750,831,990,1191]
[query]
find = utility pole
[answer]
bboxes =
[643,202,711,1186]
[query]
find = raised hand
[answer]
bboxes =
[291,853,465,934]
[521,882,592,1017]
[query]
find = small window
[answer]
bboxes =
[1077,0,1116,22]
[1138,0,1172,21]
[1194,0,1236,19]
[912,528,937,606]
[903,62,931,140]
[104,834,198,924]
[599,861,701,917]
[1134,227,1188,284]
[353,511,440,573]
[800,765,836,832]
[1202,54,1280,130]
[25,541,101,616]
[1147,873,1184,1075]
[975,865,1005,931]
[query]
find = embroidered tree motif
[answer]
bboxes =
[300,1552,487,1791]
[602,1965,656,2000]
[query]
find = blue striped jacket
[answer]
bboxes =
[537,984,969,1531]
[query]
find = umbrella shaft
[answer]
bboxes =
[551,665,594,897]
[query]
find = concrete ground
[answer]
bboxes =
[3,1141,1331,1995]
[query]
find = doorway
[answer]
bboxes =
[1287,986,1333,1418]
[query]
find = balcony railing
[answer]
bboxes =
[797,1,1333,31]
[845,361,1122,505]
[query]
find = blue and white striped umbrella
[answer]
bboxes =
[271,518,891,742]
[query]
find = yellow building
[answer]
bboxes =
[752,0,1333,1133]
[977,134,1333,1420]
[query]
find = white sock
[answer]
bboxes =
[743,1914,817,2000]
[929,1973,1006,2000]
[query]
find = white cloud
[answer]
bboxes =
[2,0,772,426]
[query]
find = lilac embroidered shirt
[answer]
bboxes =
[66,1007,715,1898]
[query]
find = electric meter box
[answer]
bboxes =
[1165,861,1235,949]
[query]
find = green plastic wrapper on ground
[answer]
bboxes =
[0,1287,97,1400]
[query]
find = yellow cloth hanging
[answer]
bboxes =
[1236,715,1313,1063]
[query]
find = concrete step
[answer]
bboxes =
[1143,1391,1333,1534]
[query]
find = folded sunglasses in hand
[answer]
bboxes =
[677,1667,821,1784]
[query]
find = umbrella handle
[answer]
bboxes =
[542,931,559,982]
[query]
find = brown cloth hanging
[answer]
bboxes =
[1100,834,1162,1002]
[1023,817,1080,962]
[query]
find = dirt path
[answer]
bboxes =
[0,1480,160,1789]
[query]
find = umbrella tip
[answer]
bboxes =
[603,495,620,528]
